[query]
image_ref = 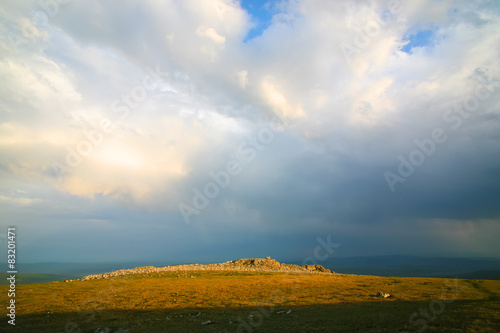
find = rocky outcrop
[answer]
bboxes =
[305,264,331,273]
[228,258,282,269]
[376,291,391,298]
[228,258,331,273]
[81,257,333,281]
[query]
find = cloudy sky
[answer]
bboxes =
[1,0,499,264]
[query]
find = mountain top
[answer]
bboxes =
[227,257,331,272]
[80,257,332,281]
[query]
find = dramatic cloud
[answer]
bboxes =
[1,0,499,263]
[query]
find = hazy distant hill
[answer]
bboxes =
[0,261,179,277]
[0,273,79,285]
[287,256,500,279]
[441,270,500,280]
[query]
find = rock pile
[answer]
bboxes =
[305,264,331,272]
[81,257,333,281]
[376,290,391,298]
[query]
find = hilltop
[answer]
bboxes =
[80,257,332,281]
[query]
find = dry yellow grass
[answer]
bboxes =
[2,270,500,332]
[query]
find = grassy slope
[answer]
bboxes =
[1,270,499,332]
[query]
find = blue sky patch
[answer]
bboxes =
[240,0,277,42]
[402,29,435,54]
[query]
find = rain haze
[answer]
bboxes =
[1,0,500,266]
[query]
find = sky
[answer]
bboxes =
[1,0,500,264]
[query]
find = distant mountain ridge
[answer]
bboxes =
[305,255,500,280]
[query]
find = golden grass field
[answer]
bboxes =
[2,270,500,332]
